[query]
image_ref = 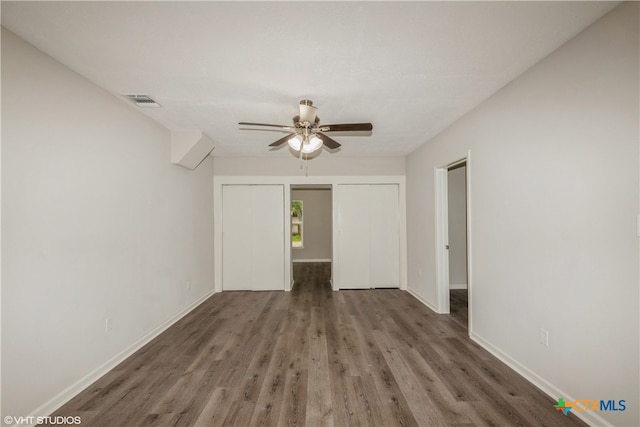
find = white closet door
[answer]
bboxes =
[337,185,371,289]
[222,185,285,291]
[251,185,285,291]
[369,184,400,288]
[222,185,252,290]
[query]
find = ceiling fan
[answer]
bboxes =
[239,99,373,154]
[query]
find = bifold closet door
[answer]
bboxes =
[251,185,285,291]
[337,185,371,289]
[222,185,285,291]
[222,185,252,290]
[336,184,400,289]
[369,184,400,288]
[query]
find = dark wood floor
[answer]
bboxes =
[46,263,586,426]
[449,289,468,329]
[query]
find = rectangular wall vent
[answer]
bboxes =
[122,94,161,108]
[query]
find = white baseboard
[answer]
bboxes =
[406,287,439,313]
[292,258,332,263]
[470,331,609,427]
[449,283,468,290]
[26,289,216,425]
[406,289,608,426]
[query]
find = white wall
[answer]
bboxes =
[291,189,332,261]
[214,156,405,176]
[1,28,215,419]
[447,166,467,288]
[406,3,638,426]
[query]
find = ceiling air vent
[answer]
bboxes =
[122,94,161,108]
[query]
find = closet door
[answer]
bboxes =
[251,185,285,291]
[336,184,400,289]
[336,185,371,289]
[222,185,285,291]
[369,184,400,288]
[222,185,252,290]
[337,185,371,289]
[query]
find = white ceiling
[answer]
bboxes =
[1,1,618,158]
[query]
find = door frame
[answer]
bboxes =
[434,152,472,331]
[290,184,333,290]
[214,175,406,293]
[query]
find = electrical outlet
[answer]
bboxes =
[186,280,191,290]
[418,268,422,276]
[539,328,549,346]
[105,318,113,333]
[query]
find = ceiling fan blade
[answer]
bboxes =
[239,122,293,130]
[269,133,296,147]
[239,128,294,134]
[317,132,341,150]
[321,123,373,132]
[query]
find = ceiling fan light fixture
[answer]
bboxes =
[306,135,323,153]
[288,134,322,154]
[288,135,302,151]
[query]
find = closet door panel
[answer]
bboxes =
[369,184,400,288]
[222,185,252,290]
[251,185,285,291]
[337,185,370,289]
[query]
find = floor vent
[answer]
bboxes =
[122,94,161,108]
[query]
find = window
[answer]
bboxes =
[291,200,303,248]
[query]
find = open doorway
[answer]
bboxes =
[435,156,471,331]
[290,185,332,291]
[447,162,468,329]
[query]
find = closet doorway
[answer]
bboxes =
[290,185,333,290]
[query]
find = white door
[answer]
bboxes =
[222,185,285,291]
[251,185,285,291]
[337,185,371,289]
[222,185,252,290]
[336,184,400,289]
[369,184,400,288]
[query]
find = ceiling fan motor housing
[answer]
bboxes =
[298,99,317,125]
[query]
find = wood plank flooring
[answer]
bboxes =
[45,263,586,426]
[449,289,468,329]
